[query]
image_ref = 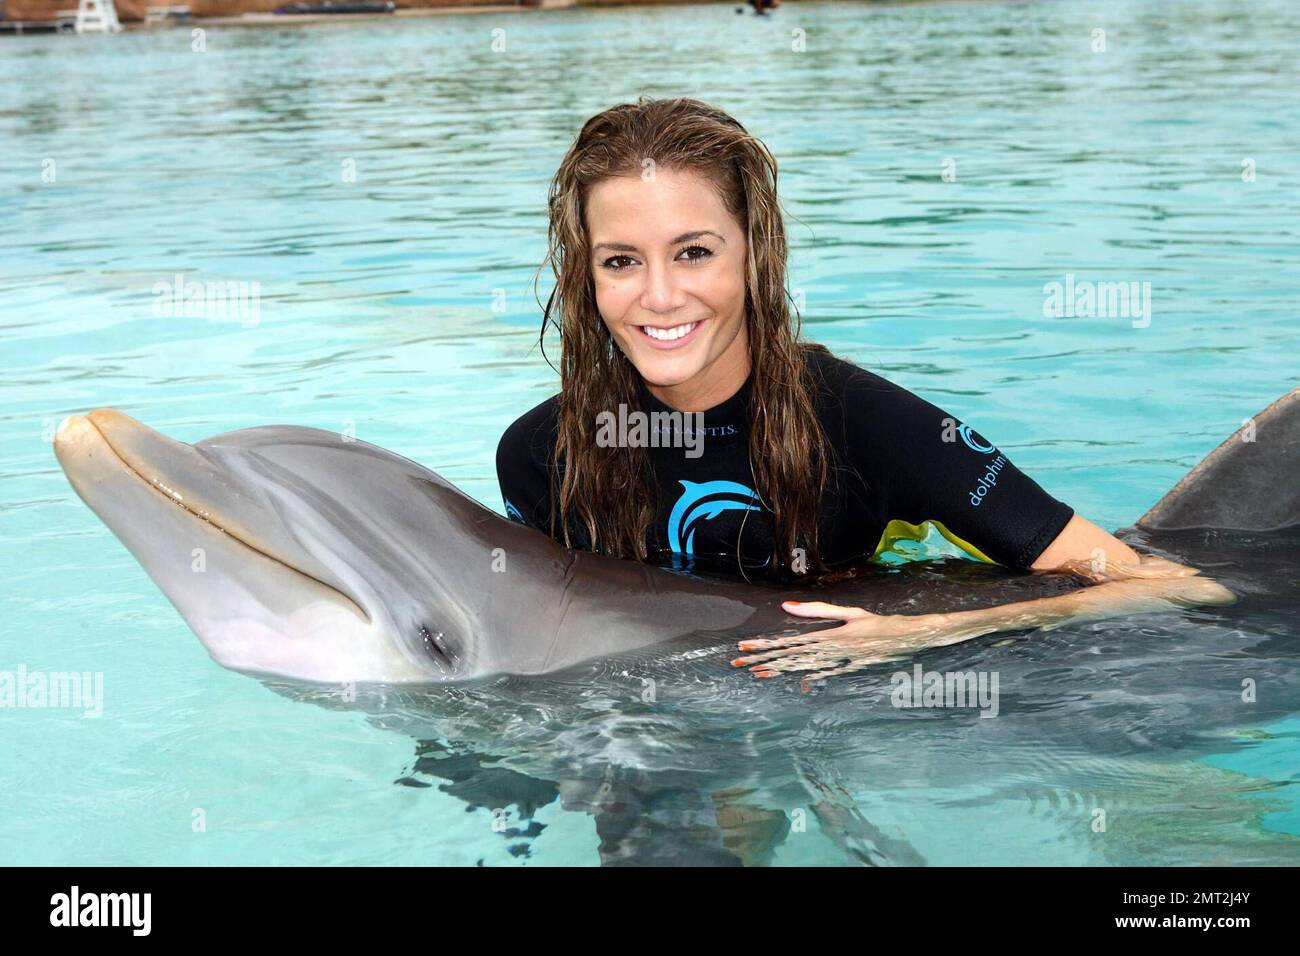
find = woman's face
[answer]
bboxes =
[585,166,750,411]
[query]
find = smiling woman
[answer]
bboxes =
[494,95,1234,683]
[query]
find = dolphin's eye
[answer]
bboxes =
[418,624,458,669]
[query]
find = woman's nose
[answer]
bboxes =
[640,260,686,312]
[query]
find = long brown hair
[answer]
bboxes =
[536,96,833,576]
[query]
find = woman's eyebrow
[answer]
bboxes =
[592,230,727,254]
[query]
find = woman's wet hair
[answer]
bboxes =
[536,95,833,577]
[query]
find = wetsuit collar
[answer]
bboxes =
[636,368,754,436]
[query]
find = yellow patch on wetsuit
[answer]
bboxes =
[870,518,997,565]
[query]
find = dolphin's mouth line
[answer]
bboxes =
[83,415,372,625]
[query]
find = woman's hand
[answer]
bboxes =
[732,553,1236,689]
[1057,551,1202,584]
[731,601,965,688]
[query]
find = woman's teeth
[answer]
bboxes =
[641,322,697,341]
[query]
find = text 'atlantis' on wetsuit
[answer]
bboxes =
[594,403,708,458]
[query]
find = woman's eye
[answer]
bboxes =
[601,246,712,272]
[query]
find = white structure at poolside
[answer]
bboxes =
[73,0,121,31]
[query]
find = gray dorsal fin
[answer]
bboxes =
[1137,387,1300,531]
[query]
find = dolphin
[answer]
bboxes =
[52,388,1298,685]
[49,391,1300,866]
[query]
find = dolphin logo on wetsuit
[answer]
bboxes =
[957,422,997,454]
[667,479,763,564]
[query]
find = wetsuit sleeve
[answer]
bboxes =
[838,368,1075,570]
[495,399,558,534]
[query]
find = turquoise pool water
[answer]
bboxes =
[2,0,1297,865]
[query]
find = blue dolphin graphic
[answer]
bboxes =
[668,479,762,557]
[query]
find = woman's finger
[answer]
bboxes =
[782,600,870,621]
[731,641,823,667]
[1129,555,1200,578]
[798,656,880,690]
[747,651,836,678]
[735,633,819,653]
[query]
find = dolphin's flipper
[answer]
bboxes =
[399,740,560,860]
[1138,388,1299,531]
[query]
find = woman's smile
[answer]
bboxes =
[634,318,705,350]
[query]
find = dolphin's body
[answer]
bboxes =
[53,389,1298,685]
[51,389,1300,865]
[279,518,1300,864]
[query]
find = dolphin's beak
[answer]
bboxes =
[57,408,259,540]
[54,408,369,624]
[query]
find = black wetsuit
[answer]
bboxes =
[496,348,1075,579]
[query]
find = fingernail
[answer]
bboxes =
[730,658,747,667]
[785,600,801,606]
